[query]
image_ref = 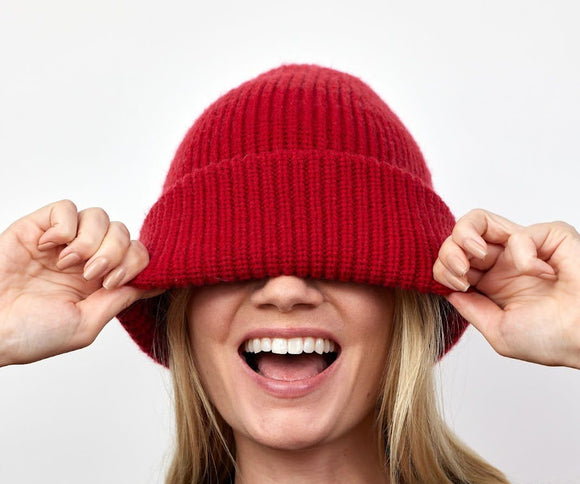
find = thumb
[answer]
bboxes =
[75,285,148,345]
[446,291,503,347]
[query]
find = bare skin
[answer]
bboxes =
[433,208,580,369]
[0,201,579,484]
[1,201,579,367]
[187,277,394,483]
[0,200,156,366]
[234,413,387,484]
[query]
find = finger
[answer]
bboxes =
[73,285,149,348]
[452,209,522,261]
[438,236,503,274]
[445,291,506,353]
[56,207,111,269]
[435,238,503,289]
[81,222,132,281]
[26,200,79,249]
[437,235,470,277]
[466,243,504,271]
[433,257,470,292]
[464,267,486,286]
[101,239,150,290]
[510,221,579,276]
[506,229,556,278]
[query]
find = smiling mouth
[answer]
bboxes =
[241,337,340,382]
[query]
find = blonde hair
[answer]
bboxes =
[164,287,510,484]
[379,289,509,483]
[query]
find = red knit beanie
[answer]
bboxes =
[118,63,468,366]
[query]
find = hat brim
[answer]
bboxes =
[117,149,468,366]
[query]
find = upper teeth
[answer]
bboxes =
[244,337,336,355]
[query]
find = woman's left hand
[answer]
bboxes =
[433,208,580,369]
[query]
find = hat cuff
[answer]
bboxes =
[118,149,467,365]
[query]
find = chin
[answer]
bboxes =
[233,398,359,452]
[243,418,334,451]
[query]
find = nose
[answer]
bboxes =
[250,275,324,313]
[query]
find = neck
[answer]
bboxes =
[233,414,389,484]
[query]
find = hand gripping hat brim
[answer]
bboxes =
[117,63,469,367]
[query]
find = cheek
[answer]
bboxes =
[187,290,237,348]
[353,293,395,351]
[187,287,245,413]
[188,326,237,419]
[357,326,391,392]
[188,318,229,381]
[350,296,395,399]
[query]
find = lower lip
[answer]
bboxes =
[238,353,341,399]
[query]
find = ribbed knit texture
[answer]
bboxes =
[117,63,468,366]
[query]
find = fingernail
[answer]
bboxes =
[539,271,558,280]
[83,257,109,280]
[37,231,55,246]
[465,238,487,259]
[58,246,74,259]
[534,259,555,275]
[38,241,57,251]
[450,274,470,292]
[56,252,81,269]
[103,267,126,290]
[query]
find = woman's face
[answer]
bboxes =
[187,276,395,451]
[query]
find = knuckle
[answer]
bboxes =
[516,257,535,273]
[132,239,148,253]
[551,220,576,234]
[453,208,487,239]
[438,235,453,255]
[55,199,78,213]
[451,224,469,244]
[132,240,150,265]
[508,228,526,242]
[109,221,130,238]
[462,207,487,221]
[79,207,110,224]
[49,200,78,239]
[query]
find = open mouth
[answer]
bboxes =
[240,337,340,382]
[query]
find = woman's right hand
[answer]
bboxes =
[0,200,153,366]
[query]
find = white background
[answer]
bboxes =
[1,1,579,483]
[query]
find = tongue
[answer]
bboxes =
[256,353,328,381]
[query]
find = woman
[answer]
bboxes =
[0,64,578,483]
